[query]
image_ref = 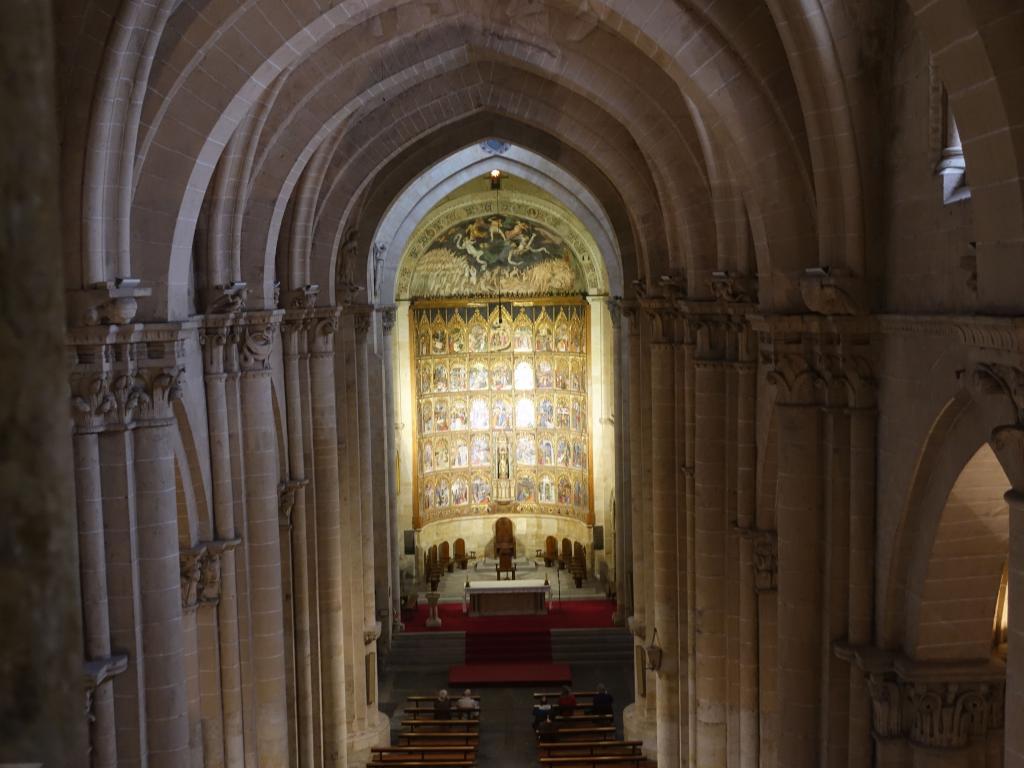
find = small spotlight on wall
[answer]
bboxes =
[490,168,503,190]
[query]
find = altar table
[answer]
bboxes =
[464,579,551,616]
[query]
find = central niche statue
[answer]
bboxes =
[495,439,512,502]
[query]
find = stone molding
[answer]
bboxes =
[836,646,1006,748]
[878,314,1024,352]
[68,279,151,327]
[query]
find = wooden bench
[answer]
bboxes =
[537,726,615,742]
[397,732,479,747]
[538,756,644,767]
[554,714,613,726]
[404,707,479,720]
[401,719,481,732]
[539,740,643,757]
[534,691,598,701]
[407,695,481,703]
[368,762,474,768]
[370,745,475,761]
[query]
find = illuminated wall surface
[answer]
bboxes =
[411,300,592,527]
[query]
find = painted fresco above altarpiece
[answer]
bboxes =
[396,194,605,300]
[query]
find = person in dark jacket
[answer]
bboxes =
[591,683,613,715]
[433,689,452,719]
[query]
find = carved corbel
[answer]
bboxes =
[278,479,309,529]
[70,278,150,327]
[379,306,397,337]
[709,271,758,304]
[237,320,277,373]
[751,531,777,593]
[206,282,248,315]
[180,545,207,613]
[285,284,320,311]
[799,268,866,316]
[364,621,383,645]
[83,654,128,721]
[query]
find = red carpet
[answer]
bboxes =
[402,600,616,633]
[466,630,551,663]
[449,662,572,686]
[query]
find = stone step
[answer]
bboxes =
[551,628,633,664]
[387,631,466,668]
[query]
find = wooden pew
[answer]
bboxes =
[537,726,615,742]
[401,719,480,732]
[397,731,479,747]
[538,740,643,758]
[554,714,613,727]
[534,691,598,702]
[404,707,479,720]
[407,695,481,703]
[370,745,477,765]
[538,756,644,767]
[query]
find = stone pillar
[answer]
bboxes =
[774,402,824,768]
[202,323,246,767]
[0,1,86,763]
[337,312,369,737]
[73,427,118,768]
[625,305,647,632]
[1005,489,1024,768]
[381,306,402,636]
[650,317,680,767]
[355,310,379,635]
[309,310,351,768]
[610,301,632,622]
[134,370,190,768]
[734,359,759,768]
[281,312,318,768]
[237,316,290,764]
[848,407,877,768]
[694,355,728,768]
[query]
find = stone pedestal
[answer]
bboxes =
[425,592,443,628]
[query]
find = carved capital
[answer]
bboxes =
[841,647,1005,748]
[964,363,1024,423]
[137,367,185,423]
[180,545,207,613]
[364,621,383,645]
[352,306,374,339]
[308,310,340,358]
[236,316,279,374]
[70,373,117,432]
[379,306,397,337]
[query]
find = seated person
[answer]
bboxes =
[532,695,553,730]
[537,713,559,741]
[456,688,479,718]
[433,689,452,720]
[556,685,577,717]
[590,683,614,715]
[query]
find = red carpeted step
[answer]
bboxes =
[465,630,551,663]
[448,662,572,686]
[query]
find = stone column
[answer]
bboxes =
[281,312,317,767]
[355,311,379,634]
[380,306,402,636]
[774,401,824,768]
[73,425,118,768]
[134,369,190,768]
[202,323,245,767]
[337,312,369,737]
[848,407,876,768]
[1005,489,1024,768]
[0,2,86,764]
[649,313,680,767]
[309,310,351,768]
[734,360,759,768]
[237,316,290,764]
[694,355,728,767]
[610,301,632,622]
[625,305,647,631]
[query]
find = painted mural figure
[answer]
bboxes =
[450,401,468,430]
